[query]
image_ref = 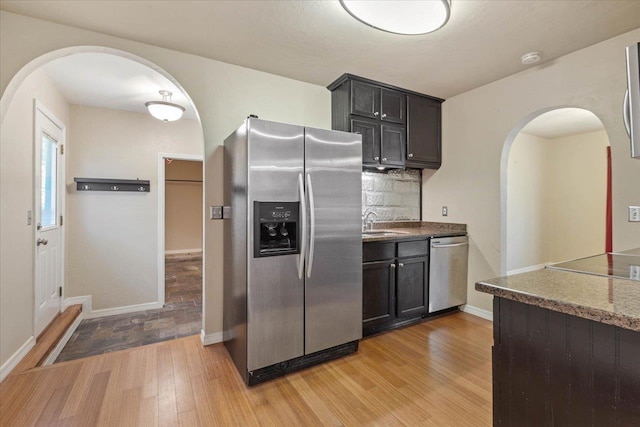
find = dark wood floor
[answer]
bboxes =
[1,312,493,426]
[55,257,202,362]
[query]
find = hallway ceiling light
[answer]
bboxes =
[340,0,451,35]
[145,90,185,122]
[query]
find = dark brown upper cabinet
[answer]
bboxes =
[329,74,443,170]
[406,95,442,169]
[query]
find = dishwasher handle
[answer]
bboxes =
[431,242,469,249]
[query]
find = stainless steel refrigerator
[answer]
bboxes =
[222,118,362,385]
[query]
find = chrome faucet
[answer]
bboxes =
[362,210,378,231]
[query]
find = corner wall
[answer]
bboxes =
[423,28,640,313]
[0,68,69,366]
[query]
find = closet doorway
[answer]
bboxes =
[158,154,204,339]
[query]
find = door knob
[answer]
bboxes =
[37,238,48,246]
[374,156,380,161]
[382,158,387,162]
[408,153,414,158]
[374,112,379,116]
[382,114,387,118]
[390,264,396,269]
[398,263,404,267]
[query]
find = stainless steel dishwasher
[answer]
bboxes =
[429,235,469,313]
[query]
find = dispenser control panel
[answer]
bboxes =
[254,201,300,258]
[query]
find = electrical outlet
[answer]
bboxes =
[442,206,448,217]
[630,265,640,281]
[27,210,32,226]
[629,206,640,222]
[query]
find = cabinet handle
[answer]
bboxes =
[374,156,380,161]
[398,263,404,267]
[382,158,387,162]
[390,263,396,269]
[374,112,379,116]
[382,113,387,118]
[408,153,414,158]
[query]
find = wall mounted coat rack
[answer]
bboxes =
[74,178,150,192]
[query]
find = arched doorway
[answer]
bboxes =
[500,107,611,275]
[0,47,207,366]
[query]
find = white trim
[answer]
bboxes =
[506,263,549,275]
[42,312,83,366]
[460,304,494,321]
[0,336,35,383]
[157,153,203,315]
[165,248,202,256]
[200,330,223,346]
[84,301,163,319]
[63,295,92,314]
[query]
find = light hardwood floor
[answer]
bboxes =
[0,312,492,426]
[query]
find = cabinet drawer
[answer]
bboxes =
[397,240,429,258]
[363,242,395,262]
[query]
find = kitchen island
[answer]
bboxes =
[477,262,640,425]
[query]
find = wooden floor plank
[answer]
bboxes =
[0,312,493,427]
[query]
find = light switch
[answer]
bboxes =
[629,206,640,222]
[442,206,448,217]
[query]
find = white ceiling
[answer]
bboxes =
[41,53,198,120]
[521,108,605,139]
[2,1,640,99]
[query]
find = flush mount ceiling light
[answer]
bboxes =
[340,0,450,35]
[145,90,185,122]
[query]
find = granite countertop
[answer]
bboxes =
[476,269,640,332]
[362,221,467,242]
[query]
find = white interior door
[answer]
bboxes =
[34,102,65,336]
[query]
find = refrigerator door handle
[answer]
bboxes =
[623,90,631,137]
[298,173,307,280]
[306,173,316,278]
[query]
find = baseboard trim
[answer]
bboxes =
[461,304,493,321]
[42,311,83,366]
[63,295,92,314]
[165,248,202,256]
[507,263,548,275]
[85,301,163,319]
[0,336,35,383]
[201,330,223,346]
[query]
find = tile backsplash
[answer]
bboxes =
[362,169,421,221]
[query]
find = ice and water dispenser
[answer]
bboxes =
[253,202,299,257]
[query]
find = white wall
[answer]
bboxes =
[507,130,609,272]
[66,105,202,310]
[0,68,69,366]
[0,11,330,367]
[423,28,640,313]
[507,132,550,272]
[546,130,609,262]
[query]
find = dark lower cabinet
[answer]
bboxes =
[396,256,428,318]
[362,241,430,337]
[362,260,396,335]
[493,297,640,426]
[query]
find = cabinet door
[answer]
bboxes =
[351,81,381,119]
[363,260,396,333]
[380,89,406,124]
[380,124,406,168]
[406,95,441,168]
[396,256,428,319]
[352,118,381,166]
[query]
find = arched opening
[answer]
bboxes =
[500,107,611,275]
[0,47,206,363]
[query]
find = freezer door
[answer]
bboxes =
[304,127,363,354]
[247,119,305,371]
